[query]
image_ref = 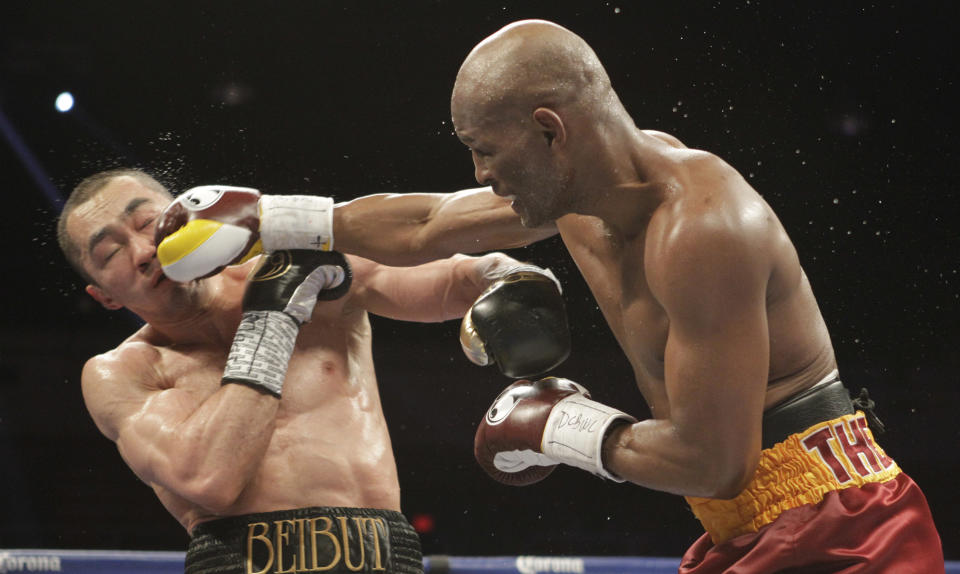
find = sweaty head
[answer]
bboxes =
[57,169,171,285]
[451,20,613,130]
[451,21,618,226]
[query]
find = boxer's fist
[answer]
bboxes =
[221,250,351,397]
[473,378,573,486]
[460,265,570,378]
[155,186,263,282]
[474,377,636,486]
[156,186,336,282]
[243,250,352,324]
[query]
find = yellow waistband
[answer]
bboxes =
[685,412,901,544]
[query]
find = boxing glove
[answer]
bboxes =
[474,377,636,486]
[222,250,351,397]
[155,185,335,282]
[460,265,570,379]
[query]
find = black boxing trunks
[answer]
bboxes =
[760,370,855,449]
[185,507,423,574]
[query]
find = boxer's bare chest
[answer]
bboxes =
[559,216,669,406]
[152,307,368,411]
[154,344,228,394]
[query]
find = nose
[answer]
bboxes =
[473,152,493,186]
[132,234,157,273]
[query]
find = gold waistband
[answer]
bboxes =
[685,412,901,544]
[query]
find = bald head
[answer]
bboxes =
[452,19,614,122]
[451,21,632,226]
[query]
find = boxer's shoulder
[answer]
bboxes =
[649,166,770,250]
[83,337,165,392]
[642,129,688,149]
[81,339,167,440]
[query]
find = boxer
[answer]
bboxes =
[453,20,945,572]
[56,169,568,574]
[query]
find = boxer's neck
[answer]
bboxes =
[569,127,672,236]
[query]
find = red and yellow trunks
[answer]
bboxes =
[686,411,900,544]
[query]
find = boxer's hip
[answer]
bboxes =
[686,409,901,544]
[760,370,855,449]
[186,506,422,574]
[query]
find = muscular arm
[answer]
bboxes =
[604,208,772,498]
[347,252,522,322]
[332,187,557,266]
[82,343,279,513]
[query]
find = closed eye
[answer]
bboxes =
[462,142,492,158]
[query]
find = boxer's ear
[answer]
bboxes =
[532,108,566,148]
[86,284,123,310]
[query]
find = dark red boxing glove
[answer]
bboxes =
[474,377,636,486]
[155,185,335,282]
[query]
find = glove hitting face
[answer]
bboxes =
[460,265,571,379]
[155,185,335,282]
[474,377,636,486]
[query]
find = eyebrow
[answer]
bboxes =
[86,197,154,257]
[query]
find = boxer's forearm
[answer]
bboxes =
[121,384,280,513]
[603,418,757,499]
[332,188,557,266]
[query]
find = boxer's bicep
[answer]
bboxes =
[334,187,555,265]
[114,387,201,486]
[650,221,771,494]
[352,254,499,322]
[662,279,769,447]
[82,344,198,485]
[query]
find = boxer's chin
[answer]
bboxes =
[510,198,530,225]
[515,201,546,229]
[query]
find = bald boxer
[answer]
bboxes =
[56,169,567,574]
[450,20,942,572]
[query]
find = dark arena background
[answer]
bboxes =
[2,0,957,565]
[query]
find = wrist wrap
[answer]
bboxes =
[541,393,636,482]
[491,264,563,293]
[259,195,335,251]
[222,310,299,397]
